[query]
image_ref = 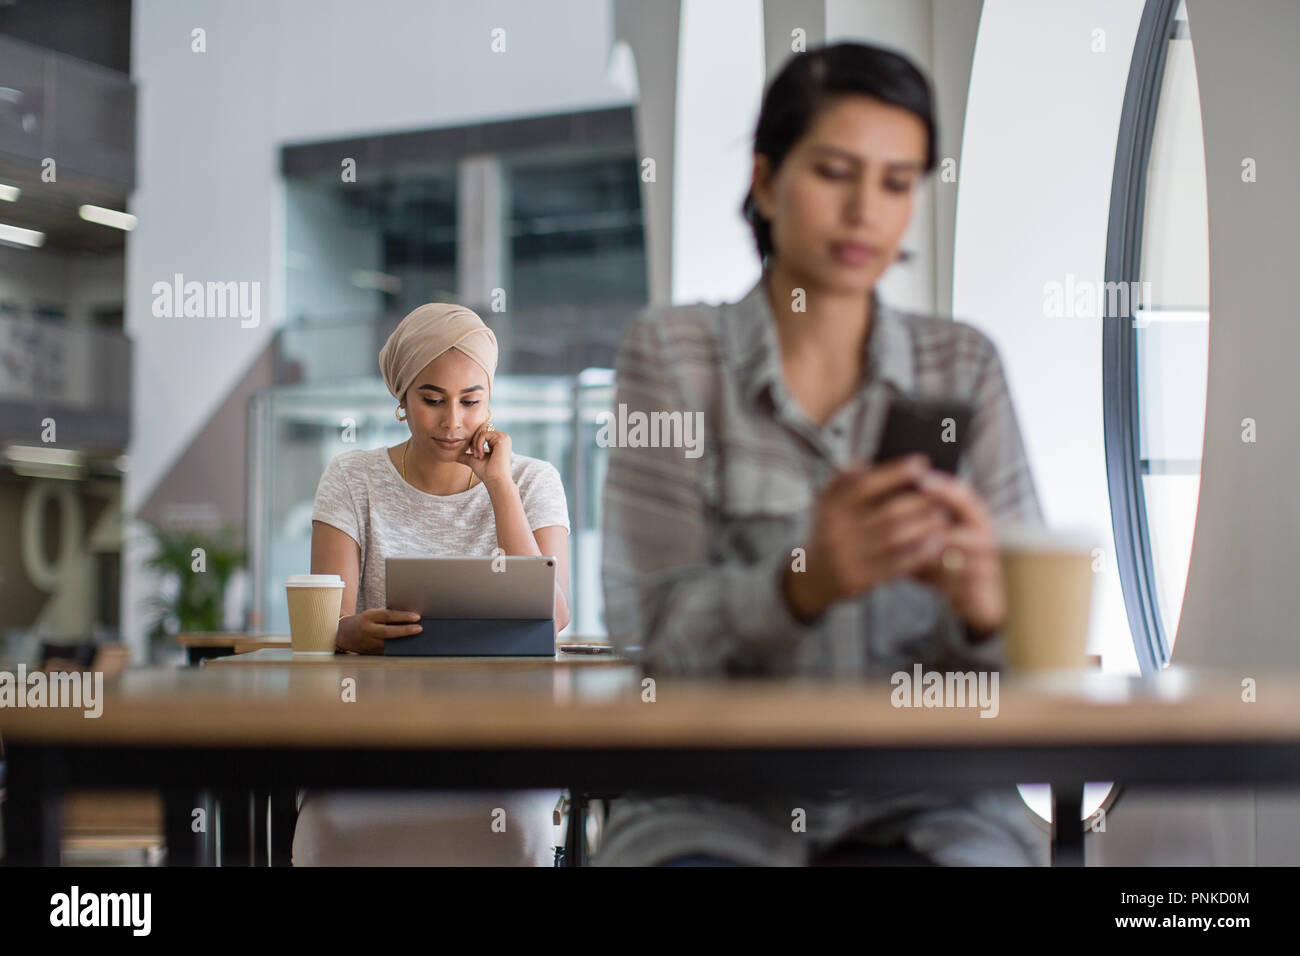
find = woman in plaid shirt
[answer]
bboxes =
[595,41,1046,866]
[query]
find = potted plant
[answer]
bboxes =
[138,519,246,663]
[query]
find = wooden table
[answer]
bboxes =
[199,648,622,864]
[176,632,292,665]
[5,664,1300,867]
[204,647,620,667]
[178,638,614,666]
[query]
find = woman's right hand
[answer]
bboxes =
[336,608,424,655]
[781,453,949,624]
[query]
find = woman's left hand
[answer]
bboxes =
[908,469,1007,635]
[463,422,513,487]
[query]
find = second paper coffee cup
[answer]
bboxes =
[997,525,1096,673]
[285,574,345,654]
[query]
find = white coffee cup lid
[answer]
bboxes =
[285,573,344,587]
[998,522,1098,553]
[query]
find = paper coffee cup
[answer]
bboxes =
[285,574,344,655]
[997,525,1096,673]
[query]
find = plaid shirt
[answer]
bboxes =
[595,270,1048,866]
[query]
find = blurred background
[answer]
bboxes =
[0,0,1226,670]
[0,0,1289,681]
[1,0,1298,863]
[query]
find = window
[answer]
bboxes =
[1019,0,1208,832]
[1103,0,1208,672]
[258,110,646,636]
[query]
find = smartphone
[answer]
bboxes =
[872,393,973,474]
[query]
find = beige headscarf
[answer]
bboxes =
[378,303,499,405]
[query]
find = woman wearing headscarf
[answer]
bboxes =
[293,302,571,866]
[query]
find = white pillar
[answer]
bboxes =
[457,153,507,304]
[614,0,766,306]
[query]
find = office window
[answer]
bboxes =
[262,111,645,636]
[1134,2,1208,653]
[1021,0,1207,832]
[285,163,459,334]
[1103,0,1208,671]
[504,149,647,311]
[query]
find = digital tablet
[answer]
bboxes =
[385,556,556,620]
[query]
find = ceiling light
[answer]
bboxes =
[4,444,87,467]
[79,204,137,231]
[0,222,44,247]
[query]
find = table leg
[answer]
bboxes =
[215,790,253,866]
[2,747,62,866]
[269,789,299,866]
[1050,782,1085,867]
[564,791,588,867]
[187,645,235,665]
[251,790,269,866]
[162,789,210,865]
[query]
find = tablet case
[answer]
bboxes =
[383,556,557,657]
[382,617,554,657]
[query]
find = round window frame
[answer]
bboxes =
[1103,0,1189,674]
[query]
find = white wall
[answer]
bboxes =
[954,0,1143,673]
[672,0,766,305]
[1176,0,1300,672]
[1173,0,1300,866]
[125,0,631,658]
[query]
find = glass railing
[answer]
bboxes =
[0,311,131,416]
[0,34,136,188]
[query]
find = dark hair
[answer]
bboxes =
[741,41,938,266]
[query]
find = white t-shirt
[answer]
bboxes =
[312,446,571,615]
[298,445,570,866]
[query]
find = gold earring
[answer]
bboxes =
[485,409,494,432]
[395,405,406,422]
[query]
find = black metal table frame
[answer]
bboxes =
[6,738,1298,867]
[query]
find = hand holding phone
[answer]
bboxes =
[781,454,952,622]
[780,393,978,623]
